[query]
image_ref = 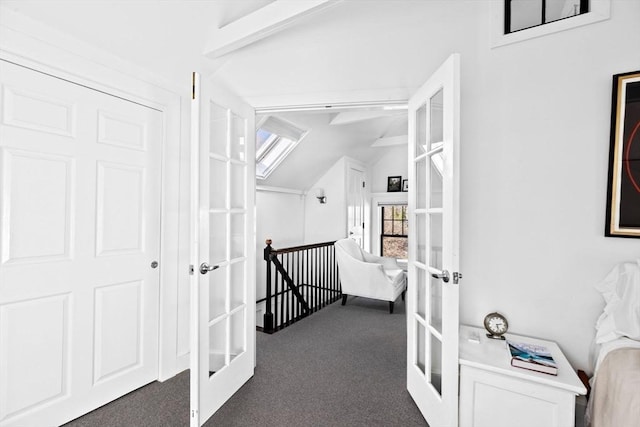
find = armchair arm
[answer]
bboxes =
[362,252,400,270]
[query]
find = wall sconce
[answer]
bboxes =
[314,188,326,204]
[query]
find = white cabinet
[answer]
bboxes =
[459,325,587,427]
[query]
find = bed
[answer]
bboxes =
[585,261,640,427]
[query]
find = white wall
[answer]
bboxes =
[255,189,305,301]
[368,145,409,193]
[304,157,349,244]
[367,145,409,255]
[459,0,640,373]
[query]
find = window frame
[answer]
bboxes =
[380,204,408,259]
[491,0,611,48]
[504,0,589,35]
[255,116,308,180]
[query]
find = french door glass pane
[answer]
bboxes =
[208,265,226,320]
[429,159,443,209]
[229,309,245,364]
[210,102,227,157]
[208,318,227,376]
[230,163,246,209]
[429,276,442,334]
[429,89,444,146]
[417,322,426,375]
[209,213,227,265]
[416,159,427,209]
[416,103,427,156]
[429,213,443,270]
[430,333,442,395]
[230,261,245,311]
[417,267,427,319]
[416,212,426,264]
[230,113,246,162]
[209,158,227,210]
[230,213,245,259]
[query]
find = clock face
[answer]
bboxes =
[484,312,508,336]
[488,316,506,333]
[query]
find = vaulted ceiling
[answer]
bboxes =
[1,0,483,190]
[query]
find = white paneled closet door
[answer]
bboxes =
[0,60,162,426]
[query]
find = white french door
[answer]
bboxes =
[0,60,161,426]
[190,73,256,426]
[407,54,461,427]
[346,164,366,248]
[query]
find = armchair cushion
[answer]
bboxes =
[335,238,406,304]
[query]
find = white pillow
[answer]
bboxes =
[594,260,640,344]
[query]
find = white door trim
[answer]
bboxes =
[0,8,186,382]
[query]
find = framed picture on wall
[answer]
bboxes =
[402,179,408,192]
[387,176,402,192]
[605,70,640,237]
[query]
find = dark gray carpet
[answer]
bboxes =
[64,297,426,427]
[206,297,426,427]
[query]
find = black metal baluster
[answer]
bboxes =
[274,253,279,331]
[323,245,327,306]
[264,240,273,333]
[295,251,304,319]
[287,253,292,325]
[304,249,315,310]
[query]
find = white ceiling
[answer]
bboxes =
[258,108,407,189]
[1,0,484,190]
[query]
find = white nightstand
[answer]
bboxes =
[459,325,587,427]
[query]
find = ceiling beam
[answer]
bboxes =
[330,110,404,125]
[371,135,408,147]
[204,0,341,58]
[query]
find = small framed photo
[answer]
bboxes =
[402,179,408,192]
[387,176,402,192]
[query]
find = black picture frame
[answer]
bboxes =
[387,176,402,192]
[605,70,640,237]
[402,179,408,192]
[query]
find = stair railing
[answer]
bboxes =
[259,239,341,333]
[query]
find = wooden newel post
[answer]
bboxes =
[263,239,274,333]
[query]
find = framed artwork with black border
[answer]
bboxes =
[387,176,402,192]
[605,70,640,237]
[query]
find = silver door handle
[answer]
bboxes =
[431,269,450,283]
[199,262,219,275]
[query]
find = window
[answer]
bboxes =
[505,0,589,34]
[256,116,307,180]
[381,204,408,259]
[492,0,610,48]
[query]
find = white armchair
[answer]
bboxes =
[335,238,406,313]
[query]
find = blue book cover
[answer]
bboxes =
[507,340,558,375]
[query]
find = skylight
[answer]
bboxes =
[256,116,308,180]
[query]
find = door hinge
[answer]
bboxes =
[191,409,198,419]
[189,264,194,275]
[191,72,196,100]
[362,181,366,188]
[453,272,463,284]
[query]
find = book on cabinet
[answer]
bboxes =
[507,340,558,375]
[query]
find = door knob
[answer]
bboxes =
[431,269,450,283]
[199,262,219,275]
